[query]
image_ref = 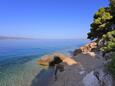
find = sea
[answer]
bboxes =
[0,39,89,86]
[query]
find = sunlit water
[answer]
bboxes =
[0,39,89,86]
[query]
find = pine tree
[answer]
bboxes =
[101,30,115,52]
[87,7,113,40]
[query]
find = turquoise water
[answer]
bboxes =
[0,39,89,86]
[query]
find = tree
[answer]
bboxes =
[101,30,115,52]
[87,1,115,53]
[110,0,115,15]
[87,7,113,40]
[110,0,115,23]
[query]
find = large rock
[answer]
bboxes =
[83,71,100,86]
[83,69,113,86]
[37,52,77,66]
[94,69,113,86]
[36,55,53,66]
[73,49,82,56]
[73,42,97,56]
[37,52,65,66]
[63,57,77,65]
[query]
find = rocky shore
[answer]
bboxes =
[36,42,114,86]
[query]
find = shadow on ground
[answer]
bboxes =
[31,68,54,86]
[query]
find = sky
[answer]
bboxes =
[0,0,109,39]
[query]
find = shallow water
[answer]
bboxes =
[0,39,89,86]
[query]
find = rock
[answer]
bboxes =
[90,42,97,49]
[80,42,97,54]
[51,52,69,60]
[37,53,64,66]
[83,69,113,86]
[63,57,77,66]
[87,52,96,57]
[37,52,77,66]
[83,71,100,86]
[94,69,113,86]
[80,45,90,54]
[73,42,97,56]
[36,55,53,66]
[103,52,113,60]
[49,56,63,67]
[73,49,82,56]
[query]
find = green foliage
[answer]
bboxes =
[110,0,115,23]
[110,0,115,7]
[107,53,115,78]
[101,41,115,52]
[87,0,115,78]
[103,30,115,41]
[87,7,113,40]
[110,0,115,15]
[101,30,115,52]
[87,3,115,53]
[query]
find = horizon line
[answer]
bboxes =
[0,35,88,40]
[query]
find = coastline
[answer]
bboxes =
[35,42,114,86]
[35,54,103,86]
[0,39,89,86]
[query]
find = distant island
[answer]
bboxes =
[0,36,32,40]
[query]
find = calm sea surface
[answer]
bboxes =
[0,39,89,86]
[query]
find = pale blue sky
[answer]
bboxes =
[0,0,109,39]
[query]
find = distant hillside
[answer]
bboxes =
[0,36,32,40]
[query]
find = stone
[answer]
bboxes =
[73,42,97,56]
[37,52,77,66]
[83,71,100,86]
